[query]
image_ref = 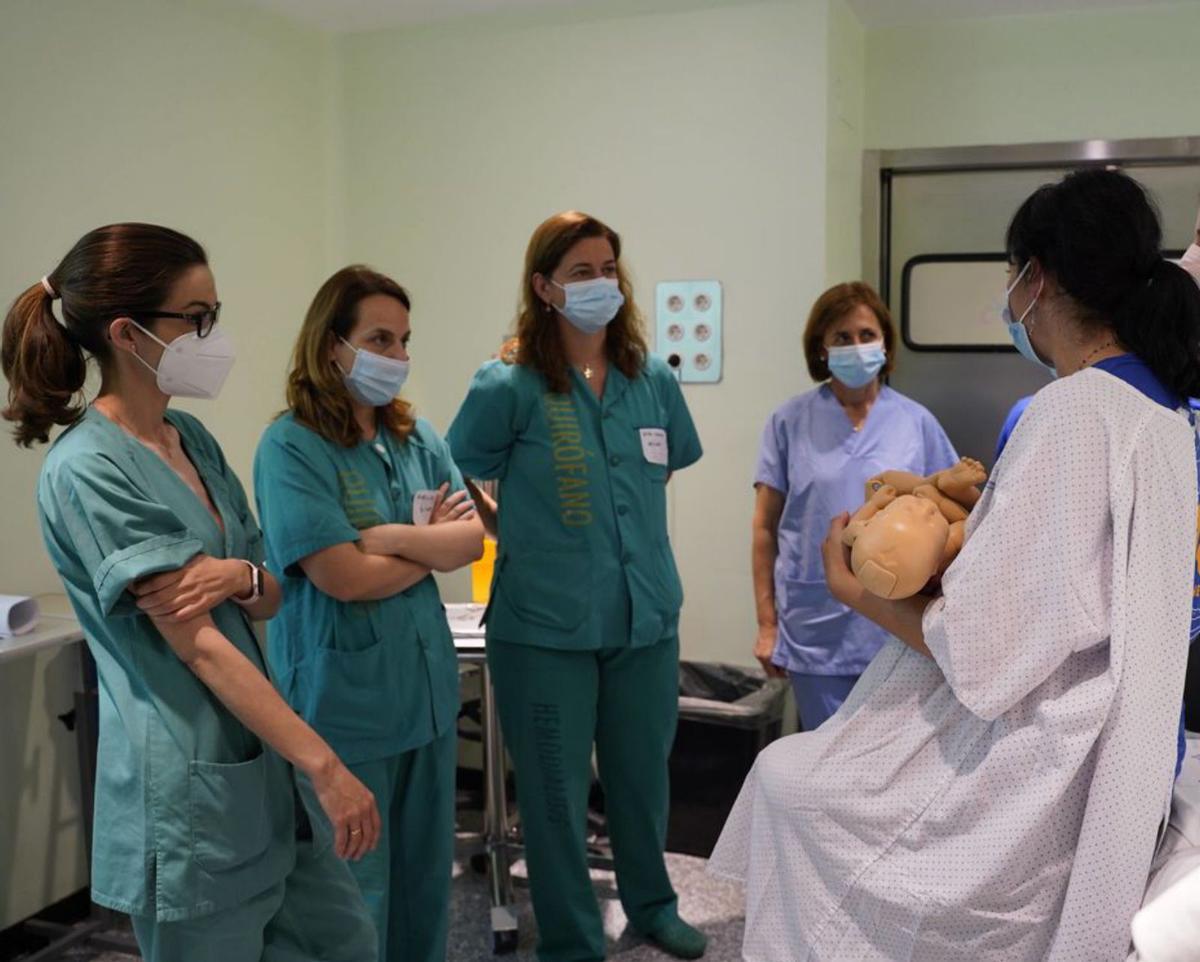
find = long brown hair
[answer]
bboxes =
[2,224,207,446]
[802,281,897,383]
[284,265,416,447]
[514,211,647,393]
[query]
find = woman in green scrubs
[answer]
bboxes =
[448,211,706,962]
[254,265,483,962]
[1,224,379,962]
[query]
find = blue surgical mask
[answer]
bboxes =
[827,342,886,389]
[1002,262,1055,376]
[338,338,409,406]
[553,277,625,334]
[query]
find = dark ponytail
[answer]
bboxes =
[1,282,89,446]
[1114,258,1200,398]
[1006,168,1200,399]
[1,224,207,446]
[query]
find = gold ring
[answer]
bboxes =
[349,827,362,835]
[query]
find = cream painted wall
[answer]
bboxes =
[866,2,1200,149]
[825,0,865,283]
[0,0,335,927]
[336,0,831,666]
[0,0,336,595]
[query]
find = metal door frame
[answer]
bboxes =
[861,135,1200,303]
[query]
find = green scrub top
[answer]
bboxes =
[253,414,462,765]
[447,355,703,650]
[37,407,295,922]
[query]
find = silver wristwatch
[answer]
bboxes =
[232,560,263,606]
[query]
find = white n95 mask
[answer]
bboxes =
[130,321,236,400]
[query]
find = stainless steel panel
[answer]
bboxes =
[873,138,1200,470]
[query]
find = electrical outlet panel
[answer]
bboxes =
[654,280,722,383]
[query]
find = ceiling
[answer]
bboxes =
[240,0,1195,33]
[846,0,1194,28]
[243,0,600,32]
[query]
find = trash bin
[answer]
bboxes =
[666,661,789,858]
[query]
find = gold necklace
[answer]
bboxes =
[1080,340,1118,369]
[578,359,603,380]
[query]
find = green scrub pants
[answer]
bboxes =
[130,836,376,962]
[488,636,682,962]
[346,727,457,962]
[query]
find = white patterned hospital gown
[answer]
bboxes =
[710,368,1198,962]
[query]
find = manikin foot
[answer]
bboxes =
[935,457,987,507]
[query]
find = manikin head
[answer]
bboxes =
[851,495,949,599]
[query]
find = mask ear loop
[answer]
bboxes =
[1005,260,1032,298]
[1007,261,1043,330]
[1020,275,1045,331]
[332,333,361,378]
[115,318,165,379]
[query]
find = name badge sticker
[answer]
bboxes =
[639,428,668,466]
[412,489,439,525]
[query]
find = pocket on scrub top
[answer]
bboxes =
[641,460,669,483]
[189,751,271,874]
[500,549,590,631]
[304,639,396,742]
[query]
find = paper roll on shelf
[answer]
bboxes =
[0,594,39,637]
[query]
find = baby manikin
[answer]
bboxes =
[841,458,987,599]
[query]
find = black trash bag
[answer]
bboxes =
[677,661,789,730]
[679,661,764,701]
[666,661,790,857]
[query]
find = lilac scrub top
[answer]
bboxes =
[755,383,959,676]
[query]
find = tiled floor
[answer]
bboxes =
[32,840,745,962]
[449,846,746,961]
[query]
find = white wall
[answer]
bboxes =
[336,0,832,665]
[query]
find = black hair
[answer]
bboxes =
[1006,167,1200,398]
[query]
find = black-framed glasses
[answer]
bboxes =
[125,302,221,338]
